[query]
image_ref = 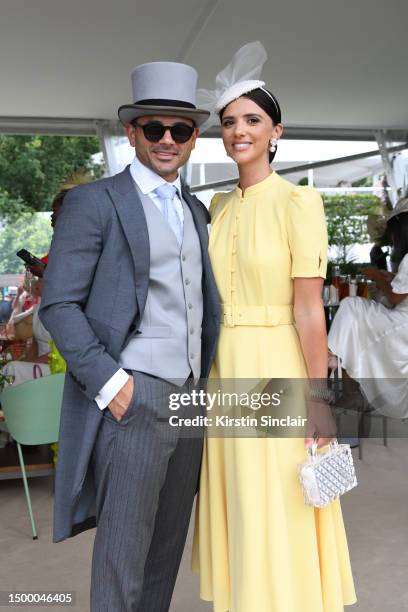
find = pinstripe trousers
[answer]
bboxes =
[90,371,203,612]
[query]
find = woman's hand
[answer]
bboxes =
[26,262,45,278]
[305,397,337,449]
[378,270,395,281]
[360,267,394,282]
[360,266,379,281]
[361,267,406,305]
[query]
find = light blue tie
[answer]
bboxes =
[154,183,183,246]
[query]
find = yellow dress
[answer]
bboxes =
[192,172,356,612]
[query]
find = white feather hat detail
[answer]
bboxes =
[196,41,268,132]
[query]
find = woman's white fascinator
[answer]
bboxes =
[197,41,268,133]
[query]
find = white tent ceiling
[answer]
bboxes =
[1,0,407,138]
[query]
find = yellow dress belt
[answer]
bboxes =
[221,304,294,327]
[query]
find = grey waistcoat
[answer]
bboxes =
[119,185,203,383]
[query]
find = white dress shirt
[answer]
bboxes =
[94,156,183,410]
[130,155,184,225]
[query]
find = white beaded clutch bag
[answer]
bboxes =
[298,440,357,507]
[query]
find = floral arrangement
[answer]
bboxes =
[0,371,14,391]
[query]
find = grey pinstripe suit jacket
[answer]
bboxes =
[39,166,220,542]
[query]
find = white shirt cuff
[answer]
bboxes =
[95,369,130,410]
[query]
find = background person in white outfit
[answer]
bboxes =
[328,198,408,418]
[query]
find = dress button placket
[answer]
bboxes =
[230,201,240,303]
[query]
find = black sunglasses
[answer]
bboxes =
[133,121,195,144]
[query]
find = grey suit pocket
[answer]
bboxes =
[103,371,141,425]
[119,371,142,424]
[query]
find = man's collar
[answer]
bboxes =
[129,156,181,196]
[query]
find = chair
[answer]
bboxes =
[0,373,65,539]
[357,395,388,460]
[330,360,388,460]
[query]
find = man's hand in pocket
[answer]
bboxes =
[108,376,134,422]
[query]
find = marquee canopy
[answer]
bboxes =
[1,0,407,140]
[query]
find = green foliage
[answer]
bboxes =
[0,135,103,218]
[297,177,309,186]
[351,176,373,187]
[0,213,53,273]
[0,371,14,391]
[0,189,30,221]
[323,194,383,264]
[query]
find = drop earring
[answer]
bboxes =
[269,138,278,153]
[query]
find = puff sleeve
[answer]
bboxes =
[209,193,222,220]
[287,186,328,279]
[391,254,408,293]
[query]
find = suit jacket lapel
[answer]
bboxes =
[107,168,218,325]
[107,167,149,317]
[182,186,220,317]
[181,187,211,269]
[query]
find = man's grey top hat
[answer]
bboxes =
[118,61,210,127]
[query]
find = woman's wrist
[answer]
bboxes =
[308,381,334,404]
